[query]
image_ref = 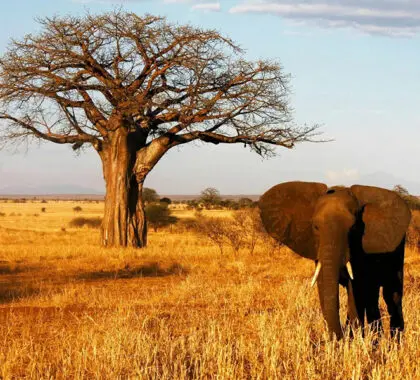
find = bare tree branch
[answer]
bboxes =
[0,113,97,145]
[0,11,320,157]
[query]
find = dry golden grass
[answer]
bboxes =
[170,207,234,219]
[0,201,419,379]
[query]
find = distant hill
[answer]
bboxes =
[0,184,104,196]
[0,171,418,200]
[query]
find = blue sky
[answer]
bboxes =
[0,0,419,194]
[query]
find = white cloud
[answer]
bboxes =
[192,2,221,12]
[229,1,420,37]
[326,169,360,184]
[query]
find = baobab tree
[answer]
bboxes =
[0,12,319,248]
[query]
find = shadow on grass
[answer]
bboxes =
[0,280,42,304]
[76,262,188,281]
[0,262,187,305]
[0,260,46,275]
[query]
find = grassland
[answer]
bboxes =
[0,200,419,379]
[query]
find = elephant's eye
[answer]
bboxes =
[313,225,319,231]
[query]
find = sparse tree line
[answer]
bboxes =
[172,188,257,211]
[64,206,280,256]
[0,184,419,253]
[2,186,278,254]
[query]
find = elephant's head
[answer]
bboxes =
[259,181,411,338]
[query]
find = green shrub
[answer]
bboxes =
[145,203,178,232]
[69,217,102,228]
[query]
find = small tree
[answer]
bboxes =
[393,185,410,197]
[145,203,177,232]
[393,185,420,210]
[238,197,254,209]
[200,188,222,209]
[232,209,265,254]
[194,209,265,255]
[0,12,319,248]
[186,199,199,210]
[143,188,159,204]
[194,216,227,254]
[159,197,172,205]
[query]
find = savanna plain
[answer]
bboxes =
[0,200,419,379]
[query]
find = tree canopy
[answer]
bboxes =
[200,187,222,209]
[142,187,159,203]
[0,11,318,154]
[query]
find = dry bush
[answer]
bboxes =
[231,209,266,254]
[145,203,178,232]
[174,217,198,232]
[193,209,274,255]
[0,211,5,217]
[69,217,102,229]
[407,211,420,251]
[73,206,83,212]
[194,216,227,254]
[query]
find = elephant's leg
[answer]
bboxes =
[365,281,382,335]
[346,280,365,335]
[383,269,404,338]
[383,240,405,339]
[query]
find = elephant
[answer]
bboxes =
[259,181,411,340]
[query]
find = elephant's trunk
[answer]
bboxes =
[318,248,342,339]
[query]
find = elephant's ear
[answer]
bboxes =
[259,181,327,260]
[351,185,411,253]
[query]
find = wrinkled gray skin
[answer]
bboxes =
[259,182,411,339]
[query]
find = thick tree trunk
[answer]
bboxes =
[99,128,148,248]
[98,125,169,248]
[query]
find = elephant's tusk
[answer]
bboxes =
[346,261,354,280]
[311,261,322,288]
